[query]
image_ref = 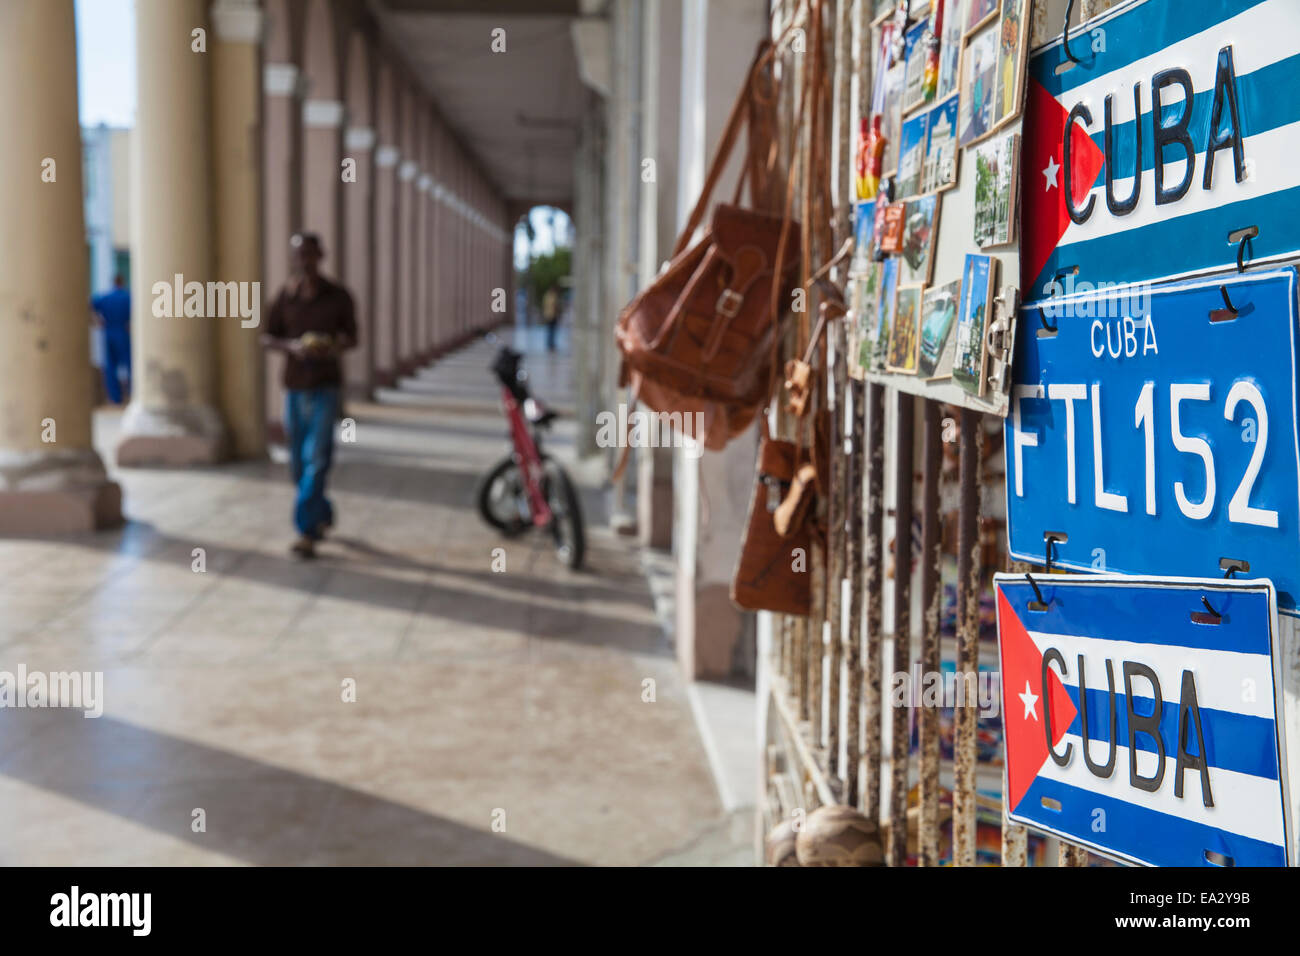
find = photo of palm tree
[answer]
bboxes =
[973,131,1018,248]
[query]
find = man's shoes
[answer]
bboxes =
[290,537,317,560]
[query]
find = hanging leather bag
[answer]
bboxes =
[732,423,815,615]
[615,39,801,454]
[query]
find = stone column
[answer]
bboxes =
[396,87,418,373]
[415,111,432,363]
[301,96,344,283]
[372,64,400,386]
[453,153,465,342]
[118,0,226,465]
[0,0,121,532]
[261,56,300,440]
[342,117,376,400]
[211,0,267,459]
[672,0,768,680]
[428,123,443,355]
[636,0,681,551]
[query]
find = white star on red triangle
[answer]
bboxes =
[1019,680,1039,721]
[1042,156,1060,191]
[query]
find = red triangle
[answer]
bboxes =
[997,587,1078,812]
[1020,78,1106,295]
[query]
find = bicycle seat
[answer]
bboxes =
[530,407,559,428]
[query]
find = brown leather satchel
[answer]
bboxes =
[732,429,814,616]
[615,40,800,455]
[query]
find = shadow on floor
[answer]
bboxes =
[0,708,577,866]
[54,523,669,656]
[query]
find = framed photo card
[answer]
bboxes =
[901,19,933,116]
[965,0,998,35]
[952,253,997,396]
[873,19,906,175]
[957,24,997,147]
[852,199,877,274]
[878,200,907,255]
[992,0,1031,129]
[934,0,965,100]
[918,279,961,379]
[899,193,940,286]
[872,257,901,373]
[886,285,924,374]
[880,59,906,174]
[972,130,1019,248]
[847,266,878,379]
[921,93,959,193]
[896,110,930,200]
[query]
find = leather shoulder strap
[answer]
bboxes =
[671,44,767,259]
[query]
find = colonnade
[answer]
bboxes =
[0,0,513,533]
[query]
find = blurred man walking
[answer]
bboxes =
[262,233,357,559]
[541,284,560,352]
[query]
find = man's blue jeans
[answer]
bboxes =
[285,387,339,539]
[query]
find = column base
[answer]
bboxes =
[116,403,227,467]
[0,448,123,534]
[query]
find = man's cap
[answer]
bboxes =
[290,232,324,254]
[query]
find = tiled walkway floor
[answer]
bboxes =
[0,327,741,865]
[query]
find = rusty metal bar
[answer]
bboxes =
[862,382,884,822]
[1002,819,1029,866]
[781,613,792,681]
[796,615,810,722]
[1059,843,1090,866]
[918,400,943,865]
[830,0,852,246]
[810,512,826,751]
[825,320,846,772]
[952,408,984,866]
[888,390,914,866]
[843,379,865,806]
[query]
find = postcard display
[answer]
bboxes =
[848,0,1030,416]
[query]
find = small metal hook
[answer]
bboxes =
[1044,533,1061,575]
[1062,0,1082,65]
[1221,558,1250,578]
[1025,573,1048,611]
[1210,284,1239,322]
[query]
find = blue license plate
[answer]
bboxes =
[1005,269,1300,612]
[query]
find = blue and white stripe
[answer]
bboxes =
[1027,0,1300,292]
[1000,576,1291,866]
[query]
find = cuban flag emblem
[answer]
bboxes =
[1021,0,1300,300]
[995,573,1293,866]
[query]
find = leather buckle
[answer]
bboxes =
[716,288,744,318]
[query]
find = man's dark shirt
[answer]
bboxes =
[266,276,357,390]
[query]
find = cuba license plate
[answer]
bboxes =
[1005,269,1300,612]
[995,573,1291,867]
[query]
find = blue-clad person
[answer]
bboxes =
[91,274,132,405]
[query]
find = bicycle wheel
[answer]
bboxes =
[475,454,531,537]
[542,459,585,569]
